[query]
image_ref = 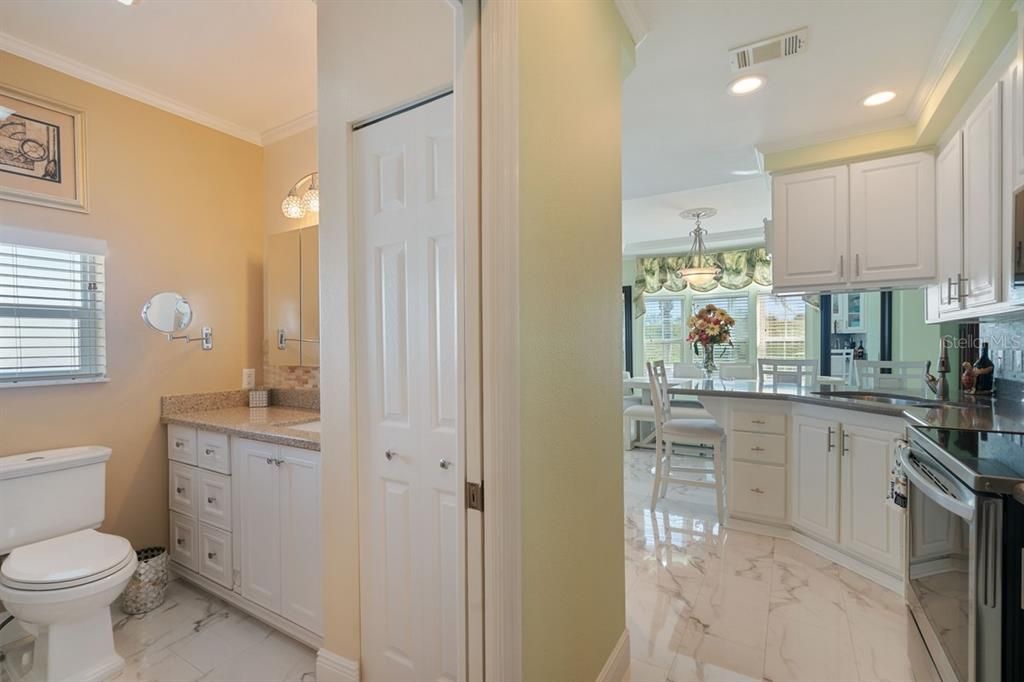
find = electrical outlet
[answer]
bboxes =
[242,368,256,389]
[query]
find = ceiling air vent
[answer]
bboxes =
[729,28,807,72]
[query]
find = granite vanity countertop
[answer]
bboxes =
[162,406,321,451]
[625,377,1024,432]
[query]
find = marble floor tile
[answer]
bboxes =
[623,445,919,682]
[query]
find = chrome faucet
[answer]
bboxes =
[924,336,951,400]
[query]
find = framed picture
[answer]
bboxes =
[0,84,88,213]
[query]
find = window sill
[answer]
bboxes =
[0,376,110,389]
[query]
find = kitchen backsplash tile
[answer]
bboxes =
[979,318,1024,396]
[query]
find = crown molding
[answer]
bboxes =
[261,110,318,145]
[614,0,648,49]
[905,0,983,122]
[0,31,263,145]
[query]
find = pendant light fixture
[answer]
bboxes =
[677,207,722,288]
[280,172,319,220]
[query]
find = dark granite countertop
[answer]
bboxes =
[625,377,1024,432]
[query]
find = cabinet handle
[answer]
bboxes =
[749,487,765,494]
[439,459,452,470]
[841,428,850,456]
[826,426,835,452]
[946,277,955,305]
[274,458,284,466]
[205,448,215,456]
[175,440,185,449]
[385,449,397,461]
[751,419,766,425]
[750,446,765,452]
[855,253,860,277]
[176,486,185,494]
[207,551,217,560]
[176,538,185,546]
[957,274,969,302]
[839,254,844,277]
[207,496,216,504]
[266,457,273,465]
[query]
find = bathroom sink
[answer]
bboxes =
[288,420,322,433]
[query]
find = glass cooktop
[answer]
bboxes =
[912,426,1024,493]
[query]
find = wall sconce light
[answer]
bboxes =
[281,172,319,220]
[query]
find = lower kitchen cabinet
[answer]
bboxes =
[790,415,841,543]
[236,438,323,634]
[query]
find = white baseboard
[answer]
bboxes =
[596,629,630,682]
[316,649,360,682]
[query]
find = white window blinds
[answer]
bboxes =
[0,240,106,385]
[757,294,807,360]
[642,297,684,366]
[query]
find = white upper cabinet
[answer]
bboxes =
[962,81,1003,309]
[934,132,965,316]
[771,152,936,292]
[771,166,849,290]
[849,152,936,284]
[1015,13,1024,190]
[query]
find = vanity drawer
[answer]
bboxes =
[169,511,198,571]
[168,425,198,465]
[169,462,198,517]
[729,461,786,521]
[197,430,230,474]
[197,469,232,531]
[198,523,233,588]
[733,410,786,435]
[731,431,786,466]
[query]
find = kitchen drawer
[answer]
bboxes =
[731,431,786,466]
[198,523,233,588]
[198,469,232,531]
[169,461,198,517]
[729,461,786,521]
[168,425,198,465]
[169,511,198,571]
[733,410,786,435]
[197,430,230,474]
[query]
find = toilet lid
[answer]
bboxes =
[0,530,133,590]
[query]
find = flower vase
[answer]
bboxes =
[700,344,718,379]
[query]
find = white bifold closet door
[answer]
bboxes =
[354,94,458,682]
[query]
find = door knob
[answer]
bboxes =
[439,459,452,470]
[385,449,397,461]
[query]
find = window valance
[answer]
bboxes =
[632,248,772,317]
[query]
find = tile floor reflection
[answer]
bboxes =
[624,449,916,682]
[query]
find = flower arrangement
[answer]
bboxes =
[687,303,735,350]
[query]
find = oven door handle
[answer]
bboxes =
[897,447,975,521]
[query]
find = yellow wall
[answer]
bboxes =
[316,0,453,661]
[518,2,631,679]
[0,51,264,548]
[264,127,318,237]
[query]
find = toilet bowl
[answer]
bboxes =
[0,531,137,682]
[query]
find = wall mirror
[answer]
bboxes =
[267,225,319,367]
[141,291,213,350]
[141,292,192,333]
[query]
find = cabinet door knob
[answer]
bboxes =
[176,538,185,546]
[266,457,273,465]
[205,448,215,456]
[274,458,283,466]
[176,486,185,494]
[439,459,452,470]
[175,440,185,449]
[207,496,216,504]
[207,552,217,560]
[385,449,397,461]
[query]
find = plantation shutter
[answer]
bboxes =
[0,229,107,385]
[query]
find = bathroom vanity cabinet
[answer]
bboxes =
[165,426,323,646]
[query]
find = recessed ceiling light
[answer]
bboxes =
[863,91,896,107]
[729,76,765,96]
[732,170,761,176]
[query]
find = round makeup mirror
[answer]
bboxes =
[141,292,193,334]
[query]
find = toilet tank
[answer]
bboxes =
[0,445,111,555]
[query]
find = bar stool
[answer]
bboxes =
[647,361,725,518]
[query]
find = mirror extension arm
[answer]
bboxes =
[168,327,213,351]
[277,328,320,350]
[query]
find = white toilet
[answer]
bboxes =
[0,446,138,682]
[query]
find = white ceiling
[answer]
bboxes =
[0,0,317,144]
[622,0,963,200]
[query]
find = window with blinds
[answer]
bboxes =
[641,297,684,366]
[757,294,807,359]
[0,241,106,385]
[691,294,751,365]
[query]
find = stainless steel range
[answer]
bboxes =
[899,426,1024,682]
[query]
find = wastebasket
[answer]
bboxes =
[121,546,168,615]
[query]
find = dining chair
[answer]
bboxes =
[623,362,709,450]
[647,361,724,518]
[854,360,929,393]
[757,358,819,388]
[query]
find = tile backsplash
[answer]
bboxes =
[263,364,320,390]
[979,318,1024,397]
